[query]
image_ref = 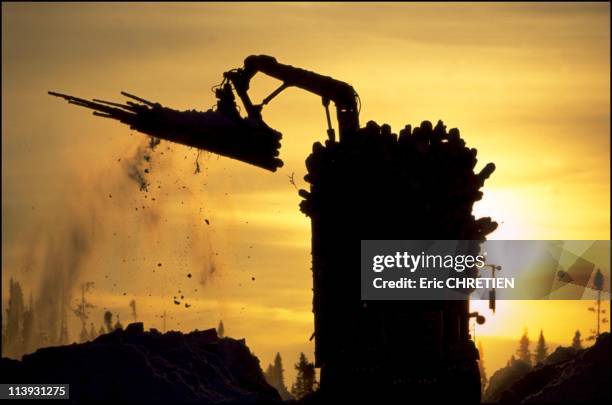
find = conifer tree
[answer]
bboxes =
[291,353,317,399]
[73,282,95,343]
[58,310,69,345]
[79,324,89,343]
[265,363,275,381]
[571,330,583,350]
[5,278,25,357]
[89,322,97,341]
[264,352,292,399]
[114,314,123,330]
[104,311,113,333]
[21,307,34,355]
[534,330,548,364]
[274,353,285,385]
[130,299,138,322]
[516,328,531,366]
[217,320,225,338]
[1,318,7,356]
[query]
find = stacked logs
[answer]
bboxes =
[298,120,496,403]
[300,119,497,239]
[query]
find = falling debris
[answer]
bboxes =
[122,137,160,192]
[194,150,203,174]
[288,172,297,189]
[204,219,210,225]
[187,273,192,278]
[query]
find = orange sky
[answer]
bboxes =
[2,2,610,381]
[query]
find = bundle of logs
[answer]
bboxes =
[48,84,283,172]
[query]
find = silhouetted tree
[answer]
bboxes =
[73,282,95,343]
[58,310,69,345]
[21,306,34,355]
[217,320,225,338]
[1,318,6,355]
[291,353,317,399]
[104,311,113,333]
[33,298,52,347]
[572,330,583,350]
[79,324,89,343]
[516,329,531,366]
[273,353,285,386]
[89,322,97,341]
[265,353,292,400]
[477,341,488,393]
[534,330,548,364]
[265,363,274,377]
[5,278,25,357]
[114,314,123,330]
[588,269,608,339]
[129,299,137,322]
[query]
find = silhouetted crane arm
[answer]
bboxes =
[48,89,283,171]
[47,55,359,172]
[224,55,360,142]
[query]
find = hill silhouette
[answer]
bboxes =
[485,332,610,404]
[1,323,281,404]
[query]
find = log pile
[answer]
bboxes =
[298,120,496,403]
[300,119,497,239]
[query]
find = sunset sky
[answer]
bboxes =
[2,2,610,381]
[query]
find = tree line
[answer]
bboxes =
[2,278,128,359]
[478,327,587,394]
[263,352,317,400]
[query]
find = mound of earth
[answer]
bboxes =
[1,323,281,404]
[487,332,610,404]
[485,357,533,403]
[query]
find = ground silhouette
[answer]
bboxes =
[485,332,610,404]
[1,323,280,404]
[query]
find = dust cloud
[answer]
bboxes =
[3,137,221,357]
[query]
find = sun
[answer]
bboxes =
[473,187,536,240]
